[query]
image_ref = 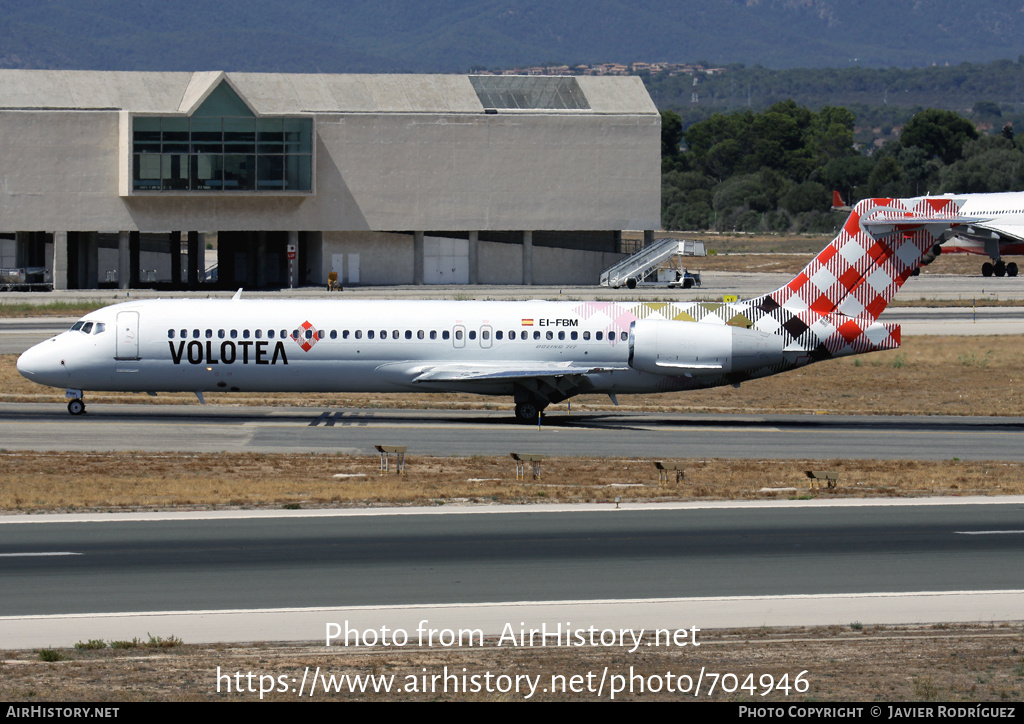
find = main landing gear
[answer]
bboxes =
[514,401,543,425]
[982,260,1018,277]
[67,398,85,415]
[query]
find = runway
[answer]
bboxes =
[2,402,1023,460]
[2,500,1023,647]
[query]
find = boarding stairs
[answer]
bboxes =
[599,238,704,288]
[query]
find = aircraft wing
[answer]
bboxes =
[409,362,629,384]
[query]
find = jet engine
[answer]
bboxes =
[627,320,785,376]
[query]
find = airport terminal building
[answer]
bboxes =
[0,70,660,290]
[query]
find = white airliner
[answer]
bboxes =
[836,190,1024,277]
[17,196,973,422]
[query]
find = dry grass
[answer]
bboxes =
[5,334,1024,417]
[0,453,1018,513]
[2,623,1021,701]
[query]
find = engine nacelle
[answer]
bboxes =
[628,320,785,376]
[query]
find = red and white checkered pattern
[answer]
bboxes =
[293,320,319,352]
[765,197,961,356]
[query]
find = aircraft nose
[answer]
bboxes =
[17,339,66,385]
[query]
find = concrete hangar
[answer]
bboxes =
[0,70,660,290]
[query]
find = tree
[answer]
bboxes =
[660,110,683,160]
[899,109,978,165]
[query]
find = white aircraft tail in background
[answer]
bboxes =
[18,197,969,422]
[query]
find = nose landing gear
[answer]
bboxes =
[66,390,85,415]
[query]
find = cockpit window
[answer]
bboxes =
[70,321,85,331]
[93,323,105,334]
[81,322,94,334]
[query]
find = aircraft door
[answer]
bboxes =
[480,325,492,349]
[115,311,141,360]
[452,324,466,349]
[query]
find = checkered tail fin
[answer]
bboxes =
[757,197,963,359]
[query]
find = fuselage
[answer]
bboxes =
[17,297,771,399]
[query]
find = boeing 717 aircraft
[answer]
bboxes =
[17,196,972,422]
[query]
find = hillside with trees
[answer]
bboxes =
[661,104,1024,233]
[3,0,1024,73]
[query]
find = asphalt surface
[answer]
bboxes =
[2,403,1022,460]
[3,502,1022,617]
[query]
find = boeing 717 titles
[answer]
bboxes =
[18,196,974,422]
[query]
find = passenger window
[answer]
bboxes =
[181,328,188,338]
[193,329,200,339]
[342,330,350,339]
[558,331,565,340]
[596,332,603,341]
[218,329,226,339]
[392,330,400,339]
[268,330,275,339]
[430,330,437,340]
[167,329,175,339]
[417,330,424,340]
[406,330,413,340]
[583,331,591,340]
[368,330,375,339]
[206,329,213,339]
[482,330,490,340]
[442,330,450,340]
[255,329,263,339]
[230,329,238,339]
[355,330,362,339]
[330,330,337,340]
[496,331,503,340]
[469,330,476,340]
[455,330,464,340]
[243,329,250,339]
[546,331,553,340]
[621,332,628,341]
[570,331,577,340]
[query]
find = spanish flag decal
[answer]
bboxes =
[521,319,534,326]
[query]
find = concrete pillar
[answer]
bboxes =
[413,231,424,285]
[522,230,533,286]
[468,231,479,285]
[129,231,140,288]
[187,231,200,288]
[85,232,99,289]
[170,232,181,287]
[288,230,299,288]
[74,233,88,289]
[117,231,130,290]
[53,231,68,291]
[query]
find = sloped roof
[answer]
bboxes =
[0,70,657,115]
